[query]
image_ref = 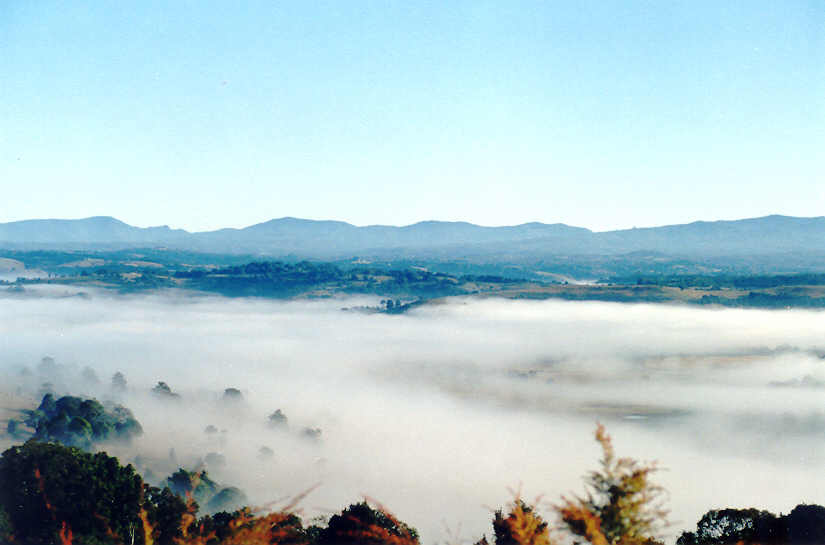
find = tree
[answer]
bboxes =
[165,468,218,505]
[317,501,419,545]
[206,486,248,514]
[557,424,667,545]
[676,504,825,545]
[786,504,825,544]
[0,441,143,544]
[223,387,244,402]
[152,381,181,400]
[0,505,11,544]
[142,485,189,545]
[81,366,100,385]
[112,371,127,392]
[26,394,143,449]
[676,508,783,544]
[268,409,288,428]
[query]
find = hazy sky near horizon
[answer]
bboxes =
[2,1,823,232]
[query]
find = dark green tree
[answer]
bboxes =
[27,394,142,449]
[786,504,825,544]
[165,468,218,505]
[676,507,784,544]
[142,485,190,545]
[0,505,11,543]
[317,501,419,545]
[0,440,143,544]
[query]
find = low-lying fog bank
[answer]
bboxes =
[2,286,825,543]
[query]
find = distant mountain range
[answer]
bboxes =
[1,215,824,260]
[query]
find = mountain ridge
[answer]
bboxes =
[1,214,824,259]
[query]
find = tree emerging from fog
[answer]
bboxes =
[24,394,143,450]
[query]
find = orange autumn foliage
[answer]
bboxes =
[177,508,305,545]
[58,521,73,545]
[492,497,554,545]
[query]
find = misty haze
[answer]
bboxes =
[3,287,825,542]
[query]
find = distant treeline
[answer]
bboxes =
[3,256,523,300]
[608,273,825,289]
[9,250,825,310]
[175,260,517,298]
[698,291,825,309]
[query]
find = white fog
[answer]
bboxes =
[2,287,825,543]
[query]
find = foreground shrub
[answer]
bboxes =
[557,424,667,545]
[485,498,553,545]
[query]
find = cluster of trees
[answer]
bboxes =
[0,441,417,545]
[698,291,825,309]
[176,260,472,298]
[178,261,825,308]
[611,274,825,290]
[265,408,322,442]
[165,468,248,515]
[180,261,348,297]
[677,505,825,544]
[20,394,143,449]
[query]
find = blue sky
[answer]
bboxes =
[1,1,823,232]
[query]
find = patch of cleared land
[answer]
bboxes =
[0,257,25,272]
[59,258,106,267]
[123,260,164,268]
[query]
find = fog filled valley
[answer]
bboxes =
[2,287,825,544]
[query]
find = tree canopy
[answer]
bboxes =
[0,440,143,544]
[24,394,143,449]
